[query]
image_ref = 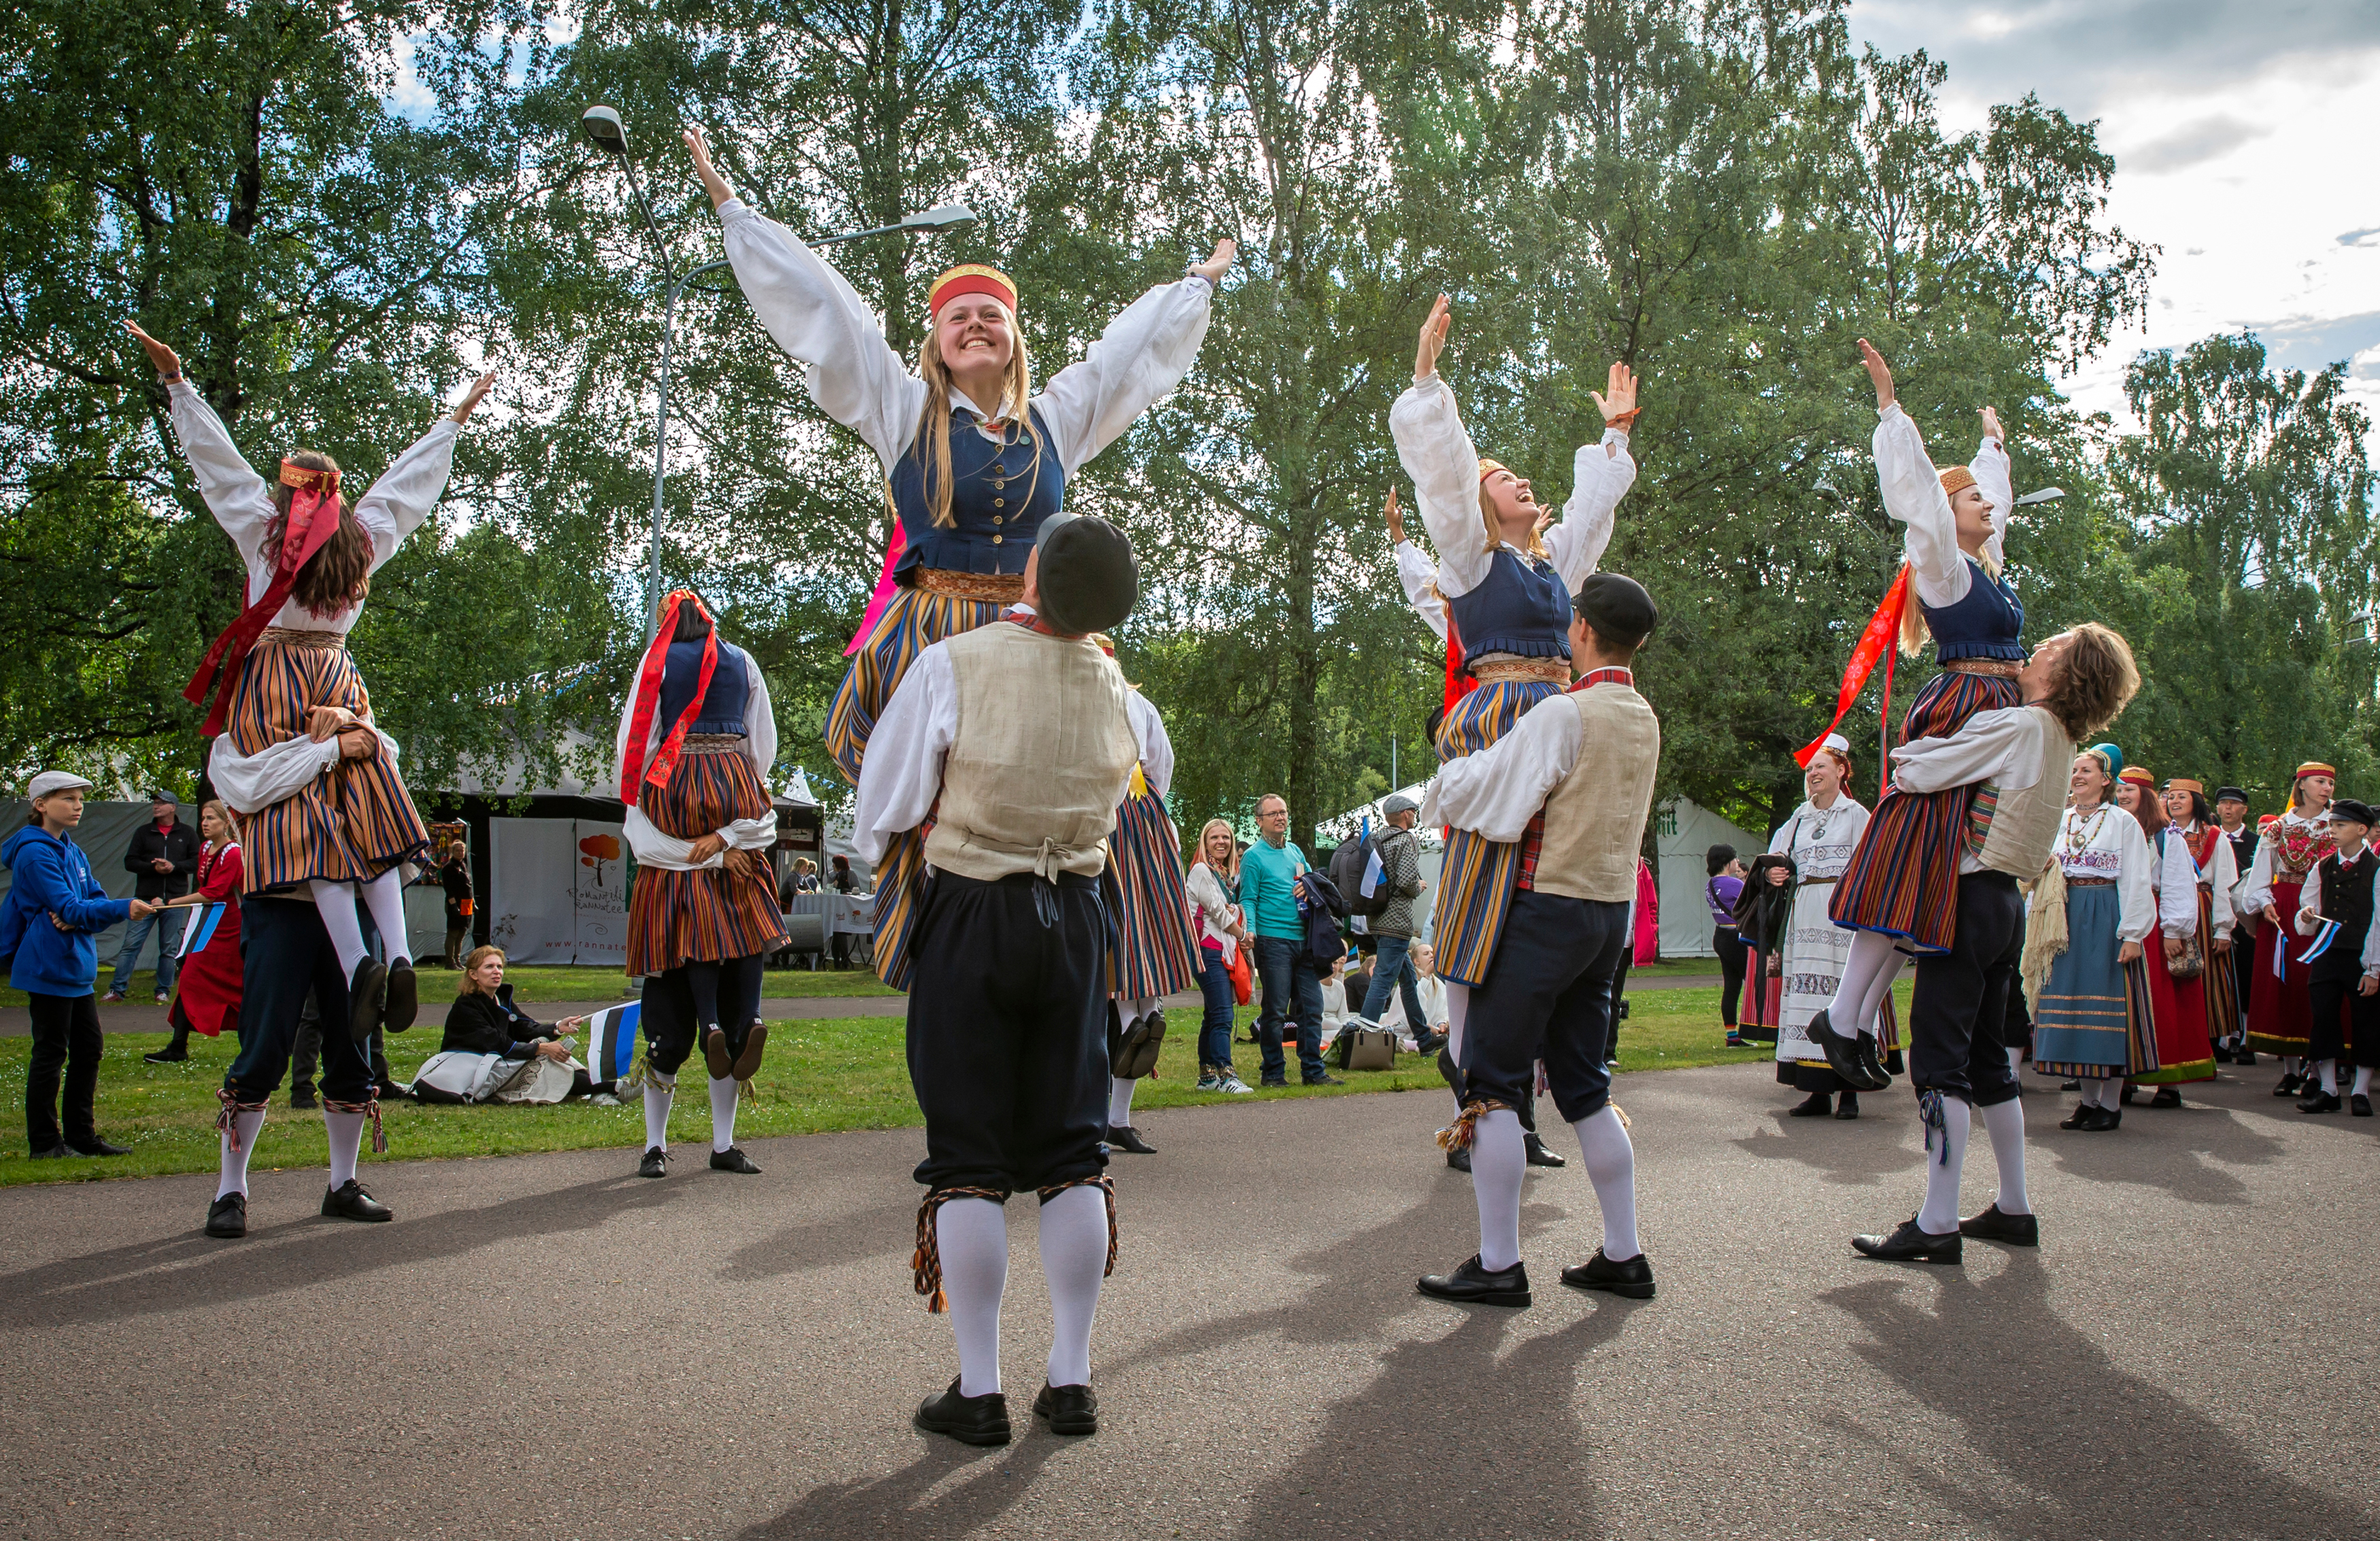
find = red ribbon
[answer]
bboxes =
[1441,612,1479,715]
[618,590,720,804]
[844,522,906,657]
[1798,564,1912,783]
[183,468,347,737]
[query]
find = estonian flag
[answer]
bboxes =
[585,1002,644,1083]
[177,903,223,959]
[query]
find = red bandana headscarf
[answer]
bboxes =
[619,590,721,804]
[183,460,348,737]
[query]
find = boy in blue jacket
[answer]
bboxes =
[1,772,155,1157]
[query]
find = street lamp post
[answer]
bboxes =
[579,105,975,626]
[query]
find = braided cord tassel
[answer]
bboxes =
[324,1093,387,1155]
[1918,1088,1948,1166]
[1434,1097,1512,1153]
[216,1089,269,1153]
[911,1186,1009,1313]
[1037,1172,1119,1278]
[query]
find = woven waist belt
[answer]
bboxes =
[915,568,1026,603]
[1469,655,1571,686]
[2067,876,2115,886]
[1942,657,2022,678]
[1799,875,1839,887]
[681,733,747,755]
[256,627,347,649]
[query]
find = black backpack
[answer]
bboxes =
[1330,833,1389,919]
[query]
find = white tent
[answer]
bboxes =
[1654,797,1766,959]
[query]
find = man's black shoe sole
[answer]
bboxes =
[912,1411,1010,1446]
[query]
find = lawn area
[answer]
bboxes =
[0,982,1909,1188]
[1,964,900,1010]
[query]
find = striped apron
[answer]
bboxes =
[1104,781,1201,1000]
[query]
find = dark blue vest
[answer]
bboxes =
[657,639,750,736]
[1921,559,2024,663]
[1446,547,1574,665]
[888,405,1065,578]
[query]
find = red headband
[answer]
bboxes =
[929,265,1017,318]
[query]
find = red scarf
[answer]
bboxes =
[618,591,720,804]
[1441,613,1478,714]
[1799,564,1912,801]
[183,462,347,736]
[1571,666,1633,692]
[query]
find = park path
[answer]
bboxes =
[5,1061,2365,1540]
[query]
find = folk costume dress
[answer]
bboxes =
[2030,806,2160,1081]
[2132,819,2238,1087]
[1106,681,1200,1006]
[1389,372,1635,987]
[166,842,245,1041]
[2297,845,2380,1074]
[1829,407,2019,955]
[1767,796,1903,1091]
[2241,800,2336,1057]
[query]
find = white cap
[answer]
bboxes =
[1822,733,1851,755]
[27,770,93,800]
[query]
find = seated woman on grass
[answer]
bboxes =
[433,947,613,1103]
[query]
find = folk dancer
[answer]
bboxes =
[2241,762,2338,1094]
[2129,777,2236,1107]
[2291,799,2380,1116]
[2213,785,2259,1063]
[1767,735,1894,1119]
[2026,745,2158,1132]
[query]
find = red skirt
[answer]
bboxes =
[167,904,243,1038]
[2245,881,2314,1055]
[2135,917,2217,1086]
[626,747,788,975]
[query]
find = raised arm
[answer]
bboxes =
[1420,694,1582,843]
[1391,297,1494,598]
[1860,338,1970,611]
[1032,240,1229,474]
[1544,362,1638,588]
[352,410,464,573]
[1970,407,2013,570]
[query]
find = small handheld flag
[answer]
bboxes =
[585,1001,645,1085]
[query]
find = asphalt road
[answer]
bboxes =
[3,1060,2369,1540]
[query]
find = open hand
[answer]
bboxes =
[684,126,734,208]
[1190,238,1238,286]
[1856,337,1895,411]
[1979,405,2005,444]
[451,369,497,426]
[1383,487,1406,545]
[1590,361,1639,427]
[122,320,182,379]
[1414,294,1451,384]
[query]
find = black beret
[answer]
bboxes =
[1573,571,1659,645]
[2329,798,2375,828]
[1034,513,1138,637]
[2213,786,2249,804]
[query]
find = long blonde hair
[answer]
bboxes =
[1897,485,2005,656]
[908,315,1044,528]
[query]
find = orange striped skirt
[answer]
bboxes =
[1106,783,1200,999]
[626,746,789,975]
[222,636,429,894]
[1429,677,1561,987]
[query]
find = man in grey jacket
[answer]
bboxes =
[1359,794,1438,1051]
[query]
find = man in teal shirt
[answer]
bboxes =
[1241,794,1338,1086]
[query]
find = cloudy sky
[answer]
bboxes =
[1848,0,2380,435]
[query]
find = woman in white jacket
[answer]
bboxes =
[1185,819,1252,1094]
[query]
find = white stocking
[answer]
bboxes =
[1829,930,1899,1025]
[2005,1046,2024,1077]
[1978,1096,2029,1215]
[309,880,369,978]
[2355,1066,2373,1098]
[707,1076,738,1153]
[1444,981,1470,1066]
[324,1107,366,1189]
[2090,1074,2122,1108]
[1916,1096,1972,1235]
[358,868,411,966]
[642,1079,674,1151]
[1469,1108,1525,1271]
[215,1109,267,1200]
[1572,1105,1641,1261]
[1854,948,1905,1038]
[936,1198,1008,1397]
[1107,1077,1137,1128]
[2317,1059,2340,1095]
[1039,1185,1108,1389]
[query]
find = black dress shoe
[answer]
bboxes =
[1833,1092,1860,1120]
[1959,1203,2039,1247]
[27,1142,73,1159]
[1523,1131,1567,1167]
[1416,1253,1531,1307]
[1106,1124,1157,1155]
[1788,1091,1833,1117]
[637,1146,668,1179]
[1304,1072,1345,1087]
[1444,1147,1472,1173]
[347,958,387,1043]
[2234,1049,2257,1067]
[731,1022,768,1081]
[2149,1086,2181,1108]
[2298,1091,2343,1114]
[2353,1094,2373,1117]
[2058,1079,2081,1091]
[1807,1009,1888,1091]
[709,1146,762,1174]
[913,1378,1011,1446]
[2119,1083,2138,1105]
[1032,1381,1099,1436]
[67,1136,130,1157]
[381,960,417,1033]
[288,1086,318,1111]
[1851,1217,1962,1264]
[205,1193,247,1239]
[320,1179,392,1222]
[703,1024,734,1080]
[2274,1073,2302,1097]
[1561,1249,1654,1299]
[2059,1102,2097,1130]
[2085,1106,2121,1132]
[143,1047,190,1064]
[2212,1042,2233,1063]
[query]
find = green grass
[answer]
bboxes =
[2,964,900,1010]
[1,984,1873,1188]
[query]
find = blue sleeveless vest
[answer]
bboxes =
[1921,559,2024,664]
[657,639,751,736]
[1446,547,1574,665]
[887,404,1065,578]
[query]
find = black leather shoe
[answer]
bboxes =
[205,1193,247,1239]
[1833,1092,1861,1120]
[637,1146,668,1179]
[1413,1032,1448,1057]
[1032,1381,1099,1436]
[321,1179,392,1222]
[2298,1091,2343,1114]
[731,1022,768,1081]
[1561,1249,1654,1298]
[703,1025,733,1080]
[1106,1124,1157,1155]
[2149,1086,2181,1108]
[913,1378,1011,1446]
[1959,1203,2039,1247]
[709,1146,762,1174]
[2059,1102,2097,1130]
[2234,1049,2256,1067]
[1259,1075,1288,1088]
[2354,1094,2373,1117]
[2273,1072,2303,1097]
[2058,1080,2082,1091]
[1807,1009,1888,1091]
[27,1142,73,1159]
[2212,1041,2233,1063]
[1417,1253,1531,1307]
[1788,1091,1833,1117]
[288,1086,318,1111]
[143,1047,190,1064]
[381,960,417,1033]
[1523,1132,1567,1167]
[1444,1147,1472,1173]
[2086,1106,2121,1132]
[347,957,387,1043]
[1303,1072,1345,1087]
[2119,1083,2138,1105]
[67,1136,130,1157]
[1851,1217,1962,1264]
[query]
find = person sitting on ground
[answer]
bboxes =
[432,946,611,1102]
[1320,949,1356,1040]
[1408,944,1452,1050]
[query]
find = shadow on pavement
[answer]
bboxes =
[734,1429,1068,1540]
[2028,1101,2289,1206]
[716,1196,913,1282]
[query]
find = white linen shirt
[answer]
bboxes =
[1873,403,2013,611]
[2152,823,2239,941]
[1886,705,2052,876]
[1393,538,1448,642]
[1421,683,1593,841]
[2292,850,2380,975]
[2052,805,2158,944]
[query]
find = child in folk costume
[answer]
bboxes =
[144,801,244,1064]
[2028,746,2159,1132]
[2213,785,2260,1064]
[2241,762,2339,1094]
[1091,634,1200,1155]
[1837,624,2141,1264]
[2130,777,2237,1106]
[124,324,494,1240]
[1416,573,1665,1309]
[853,514,1142,1446]
[2290,800,2380,1117]
[1767,735,1895,1119]
[616,592,786,1180]
[1807,341,2020,1089]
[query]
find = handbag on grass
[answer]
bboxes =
[1333,1026,1396,1072]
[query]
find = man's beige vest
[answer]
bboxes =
[923,624,1138,883]
[1975,703,2075,880]
[1528,683,1662,904]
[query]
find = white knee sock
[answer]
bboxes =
[2090,1075,2121,1108]
[358,868,411,966]
[1829,931,1899,1025]
[1854,949,1905,1038]
[1108,1077,1137,1129]
[1572,1105,1641,1261]
[1444,981,1470,1065]
[2005,1046,2024,1077]
[1979,1097,2029,1215]
[324,1107,366,1189]
[936,1198,1008,1397]
[707,1076,738,1153]
[1916,1096,1973,1234]
[2317,1059,2339,1095]
[216,1110,267,1200]
[643,1080,673,1151]
[310,880,369,978]
[2354,1066,2373,1098]
[1039,1185,1109,1389]
[1469,1108,1525,1271]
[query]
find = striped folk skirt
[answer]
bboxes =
[2033,883,2159,1077]
[222,635,429,894]
[626,746,788,976]
[1105,783,1200,1000]
[2134,886,2226,1086]
[1429,677,1561,988]
[826,583,1008,784]
[2245,880,2314,1055]
[1828,669,2020,955]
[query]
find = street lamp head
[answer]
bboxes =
[581,105,630,157]
[2013,486,2067,507]
[903,204,977,231]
